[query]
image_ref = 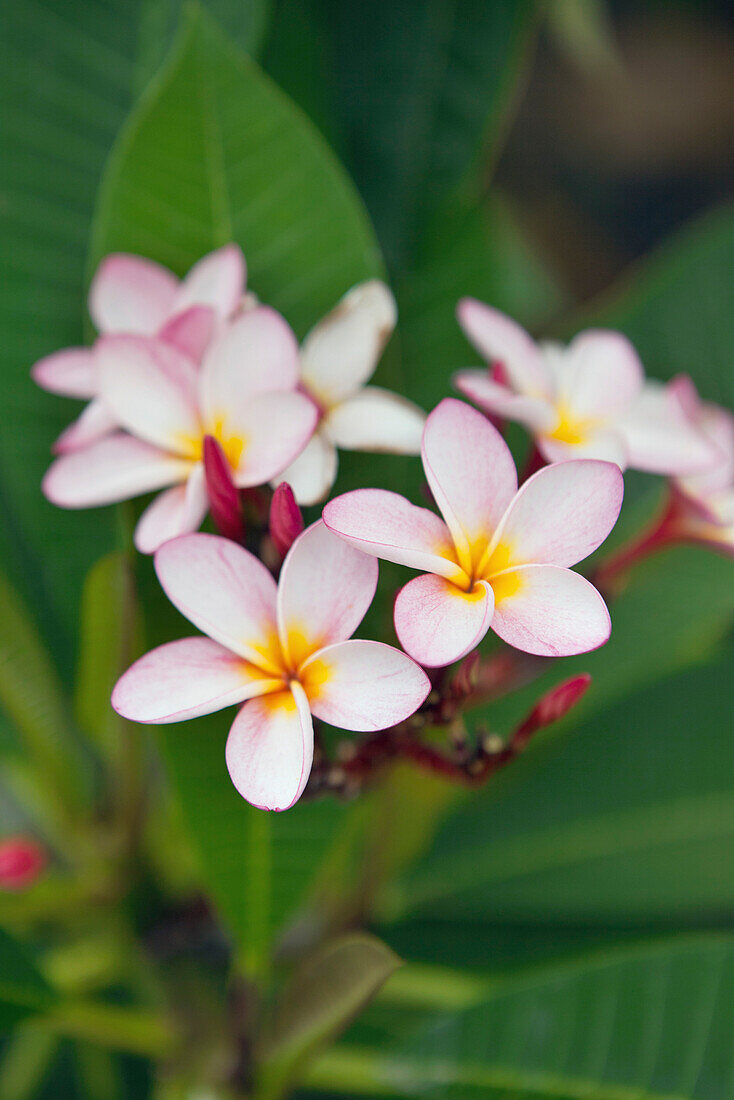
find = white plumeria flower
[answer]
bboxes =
[112,523,430,811]
[453,298,716,475]
[274,281,425,505]
[325,399,623,668]
[669,376,734,553]
[43,307,318,553]
[32,245,245,453]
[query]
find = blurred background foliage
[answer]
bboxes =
[1,0,734,1097]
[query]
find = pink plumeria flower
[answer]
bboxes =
[112,523,430,811]
[32,245,245,453]
[324,398,623,668]
[454,299,716,475]
[274,281,425,505]
[669,376,734,554]
[43,307,318,553]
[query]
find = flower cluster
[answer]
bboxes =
[34,258,732,811]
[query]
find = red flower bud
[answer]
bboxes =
[513,673,591,750]
[270,483,304,558]
[203,435,245,543]
[0,837,46,891]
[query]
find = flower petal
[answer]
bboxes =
[43,434,187,507]
[225,682,314,811]
[301,280,397,406]
[173,244,245,318]
[489,460,624,569]
[154,533,282,675]
[323,489,459,578]
[538,427,629,467]
[53,398,117,454]
[97,335,201,454]
[394,574,494,668]
[31,348,96,398]
[325,386,425,453]
[112,637,278,724]
[273,430,339,506]
[159,305,217,363]
[200,306,300,423]
[490,564,610,656]
[300,639,430,730]
[457,298,551,398]
[453,370,554,431]
[232,391,318,487]
[89,254,178,335]
[421,398,517,565]
[134,464,209,554]
[277,521,378,669]
[558,330,643,419]
[618,382,719,476]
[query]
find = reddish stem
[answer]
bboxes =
[593,492,684,592]
[203,436,246,543]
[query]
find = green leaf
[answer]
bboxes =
[313,0,539,265]
[0,1022,59,1100]
[0,563,88,824]
[575,200,734,408]
[258,933,401,1099]
[0,929,56,1032]
[75,553,141,754]
[388,655,734,926]
[157,713,348,979]
[0,1,270,672]
[304,934,734,1100]
[89,2,382,337]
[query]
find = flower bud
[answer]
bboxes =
[513,674,591,750]
[270,483,304,558]
[203,435,245,543]
[0,837,46,891]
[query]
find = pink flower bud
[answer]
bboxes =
[0,837,46,891]
[270,483,304,558]
[512,674,591,750]
[203,435,245,543]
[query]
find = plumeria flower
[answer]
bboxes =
[32,245,245,453]
[43,307,318,553]
[324,398,623,668]
[112,523,430,811]
[669,376,734,554]
[453,298,716,475]
[274,281,425,505]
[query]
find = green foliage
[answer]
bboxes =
[258,933,400,1098]
[311,0,538,266]
[390,655,734,926]
[89,4,382,337]
[0,929,56,1031]
[305,934,734,1099]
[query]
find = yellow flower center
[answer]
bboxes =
[545,403,598,446]
[175,416,247,471]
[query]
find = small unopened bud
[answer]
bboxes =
[0,837,46,891]
[203,435,245,543]
[269,483,304,558]
[513,674,591,750]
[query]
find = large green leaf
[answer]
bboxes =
[304,934,734,1100]
[89,3,382,336]
[88,2,385,969]
[0,929,56,1033]
[311,0,539,266]
[388,655,734,926]
[0,0,269,671]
